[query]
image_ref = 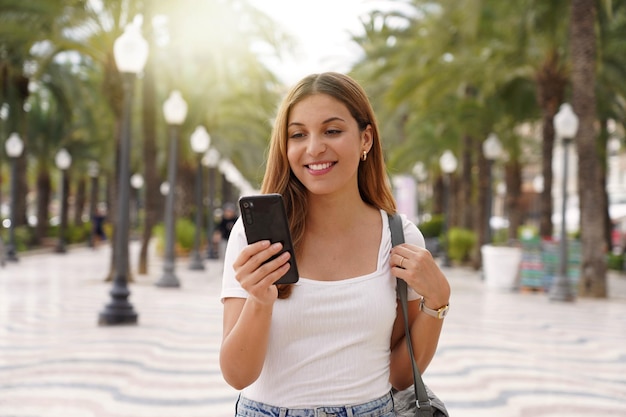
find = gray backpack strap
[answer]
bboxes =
[388,213,433,416]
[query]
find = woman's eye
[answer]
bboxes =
[326,129,342,135]
[289,132,305,139]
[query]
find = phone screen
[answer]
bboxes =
[238,194,299,284]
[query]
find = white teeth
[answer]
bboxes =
[308,162,332,171]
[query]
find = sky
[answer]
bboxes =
[248,0,386,84]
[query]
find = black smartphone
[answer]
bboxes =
[238,193,299,285]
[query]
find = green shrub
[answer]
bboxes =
[66,224,89,244]
[492,228,508,245]
[13,226,33,251]
[152,217,198,253]
[448,227,476,263]
[419,215,444,238]
[175,217,196,250]
[607,252,623,271]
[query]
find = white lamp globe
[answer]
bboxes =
[163,90,188,125]
[113,22,149,74]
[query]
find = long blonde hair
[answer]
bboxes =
[260,72,396,297]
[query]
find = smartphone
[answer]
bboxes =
[238,193,299,285]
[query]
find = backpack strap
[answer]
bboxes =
[388,213,433,415]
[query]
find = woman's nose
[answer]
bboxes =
[306,134,326,156]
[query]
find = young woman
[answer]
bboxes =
[220,72,450,416]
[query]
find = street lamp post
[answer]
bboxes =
[483,133,503,244]
[98,22,148,326]
[4,132,24,261]
[189,126,210,270]
[549,103,579,302]
[156,90,188,288]
[439,150,458,267]
[130,173,144,233]
[54,148,72,254]
[87,161,99,248]
[203,148,220,259]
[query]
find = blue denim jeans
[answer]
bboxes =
[235,391,395,417]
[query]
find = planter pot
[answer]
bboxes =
[481,244,522,290]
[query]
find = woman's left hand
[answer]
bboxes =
[390,244,450,310]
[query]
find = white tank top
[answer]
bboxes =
[220,210,423,407]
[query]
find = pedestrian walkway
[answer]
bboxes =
[1,243,625,417]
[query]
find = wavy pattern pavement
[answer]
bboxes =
[1,243,625,417]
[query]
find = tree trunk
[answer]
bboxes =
[504,158,523,242]
[571,0,607,297]
[139,1,158,275]
[14,73,29,227]
[472,145,488,270]
[74,176,86,226]
[16,153,28,226]
[535,49,567,239]
[34,168,51,245]
[103,50,123,283]
[60,170,70,244]
[598,119,612,252]
[460,134,474,229]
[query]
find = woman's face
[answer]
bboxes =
[286,93,371,197]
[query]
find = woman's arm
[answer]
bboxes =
[219,240,292,389]
[220,297,273,389]
[389,299,445,390]
[388,228,450,390]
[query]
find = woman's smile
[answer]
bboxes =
[306,161,336,175]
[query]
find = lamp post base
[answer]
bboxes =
[188,250,205,270]
[155,274,180,287]
[98,286,138,325]
[98,307,138,325]
[5,247,18,262]
[156,261,180,287]
[548,274,575,302]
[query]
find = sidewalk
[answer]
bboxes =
[1,243,625,417]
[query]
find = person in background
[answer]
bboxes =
[220,72,450,416]
[215,203,238,258]
[92,205,107,247]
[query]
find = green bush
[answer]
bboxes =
[492,228,509,245]
[607,252,623,271]
[152,217,198,253]
[419,215,444,238]
[176,218,196,250]
[13,225,33,251]
[66,223,90,244]
[448,227,476,263]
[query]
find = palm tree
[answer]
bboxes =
[596,1,626,254]
[1,0,93,226]
[570,0,607,297]
[352,0,539,264]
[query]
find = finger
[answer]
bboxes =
[257,250,291,280]
[238,241,284,273]
[233,240,271,269]
[244,246,290,283]
[247,252,291,295]
[390,251,409,270]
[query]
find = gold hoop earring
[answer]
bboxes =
[361,151,367,161]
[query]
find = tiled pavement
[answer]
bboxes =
[1,242,625,417]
